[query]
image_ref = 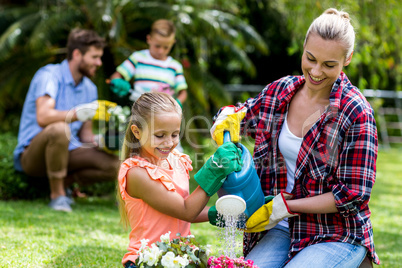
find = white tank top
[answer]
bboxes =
[277,113,302,228]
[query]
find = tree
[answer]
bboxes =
[272,0,402,91]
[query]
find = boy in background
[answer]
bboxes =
[109,19,187,107]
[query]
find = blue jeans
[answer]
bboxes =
[245,225,368,268]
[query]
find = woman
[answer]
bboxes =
[211,8,379,268]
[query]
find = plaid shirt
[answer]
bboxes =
[233,72,379,264]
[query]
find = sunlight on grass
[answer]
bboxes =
[368,149,402,267]
[0,199,128,267]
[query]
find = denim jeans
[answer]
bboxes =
[245,225,368,268]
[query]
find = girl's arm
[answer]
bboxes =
[126,167,210,222]
[192,206,210,223]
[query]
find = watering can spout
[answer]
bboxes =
[219,131,265,218]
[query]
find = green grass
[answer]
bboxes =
[1,148,401,267]
[369,149,402,267]
[0,198,124,267]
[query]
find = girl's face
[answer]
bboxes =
[301,32,352,94]
[146,33,176,61]
[131,112,181,165]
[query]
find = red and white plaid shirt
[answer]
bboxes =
[229,72,379,264]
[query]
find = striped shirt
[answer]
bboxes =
[224,72,379,264]
[116,49,187,95]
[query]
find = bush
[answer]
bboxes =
[0,133,49,199]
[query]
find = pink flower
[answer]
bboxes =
[208,255,259,268]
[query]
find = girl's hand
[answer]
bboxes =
[194,142,243,196]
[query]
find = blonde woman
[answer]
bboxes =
[211,8,379,268]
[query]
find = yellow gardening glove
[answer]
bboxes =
[245,192,299,233]
[93,100,117,122]
[210,106,247,145]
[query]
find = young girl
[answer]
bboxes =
[117,92,242,267]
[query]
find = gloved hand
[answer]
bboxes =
[264,195,275,204]
[208,206,221,226]
[75,101,99,122]
[208,206,246,229]
[210,106,247,146]
[110,78,131,97]
[245,192,299,233]
[92,100,117,122]
[194,142,243,196]
[209,196,274,228]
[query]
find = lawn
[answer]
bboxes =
[0,148,401,267]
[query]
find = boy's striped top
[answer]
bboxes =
[117,49,187,95]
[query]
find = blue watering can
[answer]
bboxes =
[218,131,265,218]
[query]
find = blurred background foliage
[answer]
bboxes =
[0,0,401,145]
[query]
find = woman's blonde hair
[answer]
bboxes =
[117,92,182,228]
[304,8,355,59]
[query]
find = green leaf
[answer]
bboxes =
[157,242,168,252]
[188,251,200,263]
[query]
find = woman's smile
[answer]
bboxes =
[308,73,326,84]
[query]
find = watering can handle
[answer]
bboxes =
[223,130,231,143]
[223,130,242,150]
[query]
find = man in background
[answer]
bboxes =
[13,28,120,212]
